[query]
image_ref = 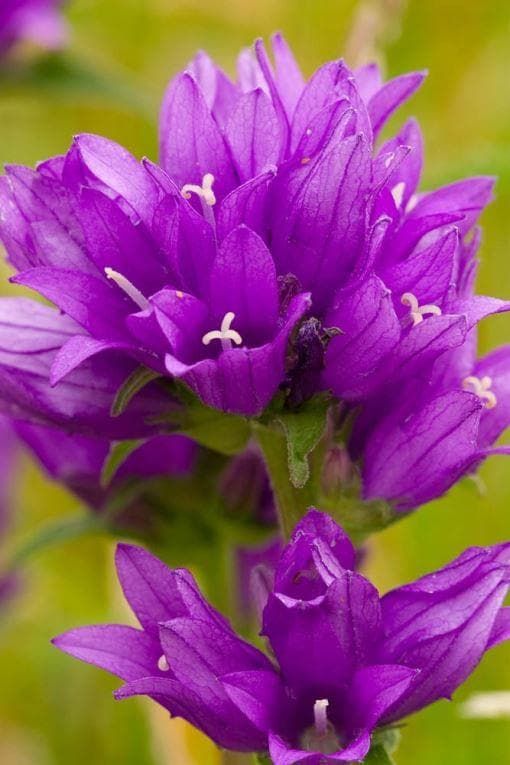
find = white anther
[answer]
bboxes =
[181,173,216,206]
[158,654,170,672]
[462,375,497,409]
[391,181,406,208]
[104,267,149,310]
[401,292,442,326]
[314,699,329,736]
[202,312,243,352]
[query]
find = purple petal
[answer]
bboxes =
[210,225,279,342]
[271,134,372,311]
[380,556,509,720]
[271,33,305,118]
[0,165,87,273]
[159,73,237,200]
[323,275,400,401]
[346,664,418,731]
[115,543,228,638]
[52,625,161,682]
[50,335,139,386]
[362,390,483,511]
[367,71,426,138]
[263,571,381,692]
[225,89,282,183]
[488,608,510,649]
[216,169,276,242]
[63,134,159,226]
[116,674,266,751]
[12,267,131,341]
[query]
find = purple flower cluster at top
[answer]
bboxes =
[54,509,510,763]
[0,0,67,56]
[0,34,509,510]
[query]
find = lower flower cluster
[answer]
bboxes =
[54,509,510,763]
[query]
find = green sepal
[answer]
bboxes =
[151,381,251,456]
[277,394,331,489]
[254,754,272,764]
[100,439,144,488]
[111,367,161,417]
[363,745,396,764]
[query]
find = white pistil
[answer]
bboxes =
[202,312,243,352]
[181,173,216,229]
[314,699,329,737]
[181,173,216,207]
[401,292,442,326]
[462,375,497,409]
[157,654,170,672]
[104,267,149,310]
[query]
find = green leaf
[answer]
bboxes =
[152,381,251,456]
[254,755,272,765]
[110,367,161,417]
[177,406,251,455]
[363,745,396,765]
[100,440,144,488]
[277,394,331,488]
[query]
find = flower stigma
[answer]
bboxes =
[202,312,243,352]
[181,173,217,229]
[401,292,442,326]
[300,698,342,755]
[104,267,149,310]
[462,375,497,409]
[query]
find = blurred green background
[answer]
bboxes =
[1,0,510,763]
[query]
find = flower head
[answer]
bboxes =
[53,509,510,761]
[0,34,508,513]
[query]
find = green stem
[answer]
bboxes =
[253,423,314,539]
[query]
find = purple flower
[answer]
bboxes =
[53,509,510,761]
[0,35,423,427]
[14,420,196,511]
[0,0,67,56]
[0,33,508,513]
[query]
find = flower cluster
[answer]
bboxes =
[0,0,67,57]
[54,509,510,763]
[0,35,508,515]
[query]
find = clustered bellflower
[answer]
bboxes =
[0,34,509,515]
[0,0,67,56]
[54,509,510,763]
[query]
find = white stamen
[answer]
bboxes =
[462,375,497,409]
[202,311,243,352]
[104,267,149,310]
[401,292,442,326]
[181,173,216,207]
[391,181,406,207]
[157,654,170,672]
[314,699,329,736]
